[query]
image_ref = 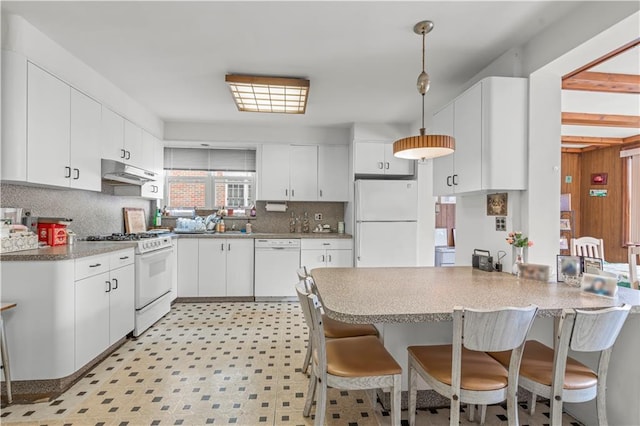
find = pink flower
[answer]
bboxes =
[506,238,514,244]
[528,241,534,247]
[508,232,515,237]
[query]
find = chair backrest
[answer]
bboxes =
[568,305,631,352]
[295,283,327,373]
[295,280,315,335]
[459,306,538,352]
[296,267,309,281]
[629,245,639,290]
[571,237,605,260]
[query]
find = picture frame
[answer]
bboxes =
[581,273,618,298]
[559,237,569,250]
[518,263,550,282]
[486,193,508,216]
[582,257,604,274]
[590,173,608,185]
[560,218,572,231]
[557,255,581,282]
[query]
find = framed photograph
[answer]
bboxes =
[560,218,572,231]
[486,193,508,216]
[557,255,581,282]
[583,257,604,274]
[590,173,608,185]
[518,263,550,282]
[559,237,569,250]
[560,194,572,211]
[581,273,618,298]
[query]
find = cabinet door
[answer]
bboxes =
[101,107,125,162]
[226,239,254,297]
[432,103,456,196]
[453,83,482,194]
[384,143,414,176]
[70,89,102,191]
[289,145,318,201]
[326,249,353,268]
[75,272,110,369]
[177,239,199,297]
[259,144,290,200]
[198,239,226,296]
[27,63,71,187]
[123,119,142,166]
[300,249,327,271]
[318,145,348,201]
[140,130,157,172]
[109,264,135,345]
[153,139,165,198]
[354,142,385,175]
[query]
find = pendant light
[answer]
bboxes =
[393,21,455,160]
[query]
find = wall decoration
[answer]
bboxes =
[589,189,608,197]
[582,257,604,274]
[560,218,572,231]
[560,193,571,211]
[590,173,608,185]
[560,237,569,250]
[557,255,581,282]
[486,193,508,216]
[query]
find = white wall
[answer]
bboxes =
[416,160,436,267]
[1,14,163,138]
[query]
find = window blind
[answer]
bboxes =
[164,148,256,172]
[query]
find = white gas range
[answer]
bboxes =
[85,233,174,336]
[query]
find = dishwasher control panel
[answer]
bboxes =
[255,239,301,248]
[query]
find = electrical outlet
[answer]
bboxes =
[495,217,507,231]
[314,213,322,221]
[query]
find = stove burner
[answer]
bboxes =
[86,233,158,242]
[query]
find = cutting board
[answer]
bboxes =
[123,208,147,234]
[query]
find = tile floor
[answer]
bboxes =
[1,302,583,425]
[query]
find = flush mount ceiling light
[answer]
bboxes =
[225,74,310,114]
[393,21,455,160]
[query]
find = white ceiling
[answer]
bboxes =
[1,1,584,128]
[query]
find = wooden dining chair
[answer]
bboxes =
[296,281,402,426]
[489,305,631,426]
[407,305,538,426]
[571,237,605,260]
[628,245,639,290]
[295,271,378,374]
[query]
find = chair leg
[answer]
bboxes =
[391,375,401,426]
[597,380,608,426]
[0,318,11,405]
[303,370,317,417]
[314,376,327,426]
[528,392,536,415]
[507,393,520,426]
[468,403,475,422]
[550,396,563,426]
[479,404,487,425]
[368,389,377,408]
[302,339,312,374]
[450,395,460,426]
[408,362,418,426]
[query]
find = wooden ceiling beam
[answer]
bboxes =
[562,112,640,128]
[563,38,640,80]
[623,134,640,145]
[561,136,624,146]
[561,147,585,154]
[562,72,640,93]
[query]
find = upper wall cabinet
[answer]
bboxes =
[258,144,348,202]
[354,141,414,176]
[113,130,164,199]
[432,76,528,196]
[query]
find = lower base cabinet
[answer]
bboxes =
[177,238,254,297]
[300,239,353,271]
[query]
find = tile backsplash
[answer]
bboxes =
[1,183,152,237]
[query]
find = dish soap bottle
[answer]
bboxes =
[245,222,252,234]
[154,208,162,227]
[219,219,225,233]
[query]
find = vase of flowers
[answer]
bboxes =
[506,232,534,276]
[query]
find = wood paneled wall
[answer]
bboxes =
[435,203,456,246]
[579,146,626,263]
[561,153,582,236]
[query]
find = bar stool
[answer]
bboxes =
[1,302,16,405]
[296,282,402,426]
[295,269,378,374]
[407,305,538,426]
[489,305,630,425]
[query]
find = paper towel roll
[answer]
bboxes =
[265,203,288,212]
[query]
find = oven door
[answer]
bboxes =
[135,246,173,309]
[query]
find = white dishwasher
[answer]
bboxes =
[254,239,301,299]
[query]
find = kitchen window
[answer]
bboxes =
[163,148,256,210]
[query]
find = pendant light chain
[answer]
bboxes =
[421,29,426,131]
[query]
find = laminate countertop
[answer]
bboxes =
[174,232,352,239]
[0,242,137,261]
[311,266,640,324]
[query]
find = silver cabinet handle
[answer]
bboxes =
[89,263,102,268]
[112,278,118,290]
[291,189,295,197]
[221,243,224,251]
[385,162,390,169]
[446,176,452,187]
[73,168,80,180]
[321,255,325,262]
[377,162,383,169]
[125,150,131,160]
[120,149,126,159]
[452,174,459,185]
[319,189,323,197]
[105,281,112,293]
[119,256,129,260]
[285,189,288,196]
[322,243,330,246]
[65,166,71,178]
[228,243,231,251]
[328,254,332,262]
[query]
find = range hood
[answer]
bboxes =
[101,159,156,185]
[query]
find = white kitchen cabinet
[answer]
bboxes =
[300,239,353,270]
[101,107,125,162]
[225,239,255,297]
[259,144,290,200]
[432,76,528,196]
[124,119,143,167]
[289,145,318,201]
[198,239,227,297]
[139,132,164,199]
[108,263,135,345]
[318,145,348,201]
[70,88,102,191]
[26,62,71,187]
[177,239,199,297]
[354,141,414,176]
[74,271,110,369]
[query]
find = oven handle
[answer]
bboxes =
[138,246,173,261]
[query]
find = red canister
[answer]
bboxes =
[37,223,67,246]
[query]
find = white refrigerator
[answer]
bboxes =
[355,180,418,267]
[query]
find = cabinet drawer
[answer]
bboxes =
[75,254,110,280]
[301,238,352,250]
[110,249,135,269]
